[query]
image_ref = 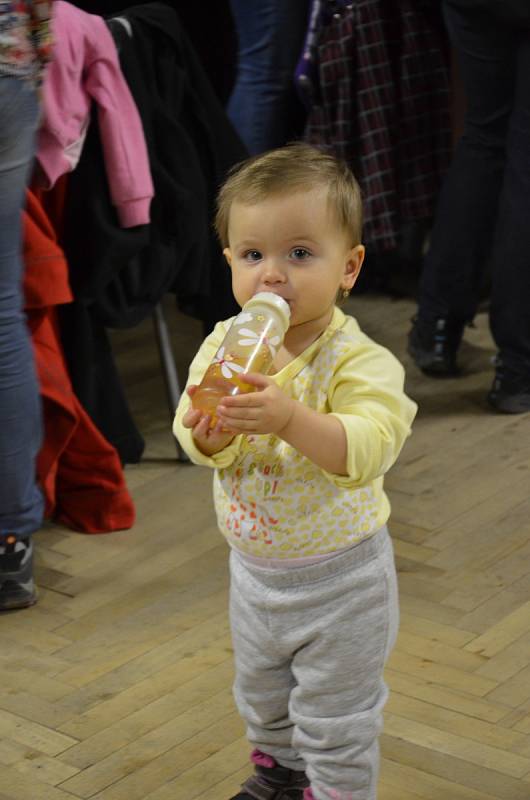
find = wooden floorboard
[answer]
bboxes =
[1,293,529,799]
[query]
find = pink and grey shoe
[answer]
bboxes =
[230,749,309,800]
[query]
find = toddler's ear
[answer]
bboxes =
[223,247,233,268]
[345,244,365,289]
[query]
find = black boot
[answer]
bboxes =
[0,536,36,611]
[230,760,309,800]
[407,315,465,376]
[488,359,530,413]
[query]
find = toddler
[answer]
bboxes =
[174,143,417,800]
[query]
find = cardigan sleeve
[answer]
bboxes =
[324,341,417,488]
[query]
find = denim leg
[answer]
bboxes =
[417,4,514,323]
[489,34,530,374]
[0,78,44,538]
[227,0,310,154]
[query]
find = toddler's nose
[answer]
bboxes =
[262,259,287,284]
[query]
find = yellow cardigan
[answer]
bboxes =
[174,307,417,559]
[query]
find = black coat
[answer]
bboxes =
[64,2,245,328]
[69,0,238,104]
[60,3,246,463]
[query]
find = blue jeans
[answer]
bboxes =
[227,0,310,155]
[418,2,530,374]
[0,77,44,539]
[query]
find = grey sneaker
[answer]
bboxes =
[0,536,37,611]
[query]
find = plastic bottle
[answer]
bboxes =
[192,292,291,425]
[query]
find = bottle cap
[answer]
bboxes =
[244,292,291,332]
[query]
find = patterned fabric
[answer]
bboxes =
[0,0,52,85]
[305,0,451,251]
[174,307,417,560]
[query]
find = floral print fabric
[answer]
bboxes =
[0,0,53,85]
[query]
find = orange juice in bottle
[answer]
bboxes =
[192,292,290,425]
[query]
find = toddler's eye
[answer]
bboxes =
[243,250,262,262]
[290,247,311,261]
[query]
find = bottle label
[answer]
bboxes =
[219,310,283,361]
[192,306,285,424]
[211,346,246,380]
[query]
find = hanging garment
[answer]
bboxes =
[58,3,246,461]
[37,0,153,228]
[63,2,246,328]
[23,187,135,533]
[305,0,451,251]
[58,115,149,464]
[106,2,246,327]
[67,0,239,104]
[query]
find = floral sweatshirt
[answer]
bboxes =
[174,307,417,560]
[0,0,53,86]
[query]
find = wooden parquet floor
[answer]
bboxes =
[1,294,529,800]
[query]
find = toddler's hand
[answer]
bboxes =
[217,373,295,436]
[182,385,236,455]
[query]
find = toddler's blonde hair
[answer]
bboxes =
[215,142,363,249]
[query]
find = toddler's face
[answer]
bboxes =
[223,188,364,336]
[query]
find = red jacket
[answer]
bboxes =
[23,188,135,533]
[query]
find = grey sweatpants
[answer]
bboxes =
[229,526,399,800]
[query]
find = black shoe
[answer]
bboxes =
[230,760,309,800]
[0,536,37,611]
[488,361,530,414]
[407,315,464,376]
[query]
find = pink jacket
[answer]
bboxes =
[37,1,153,228]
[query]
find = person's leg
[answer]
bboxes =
[409,4,515,374]
[228,551,308,799]
[0,77,43,610]
[227,0,309,155]
[288,530,399,800]
[237,530,399,800]
[487,31,530,412]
